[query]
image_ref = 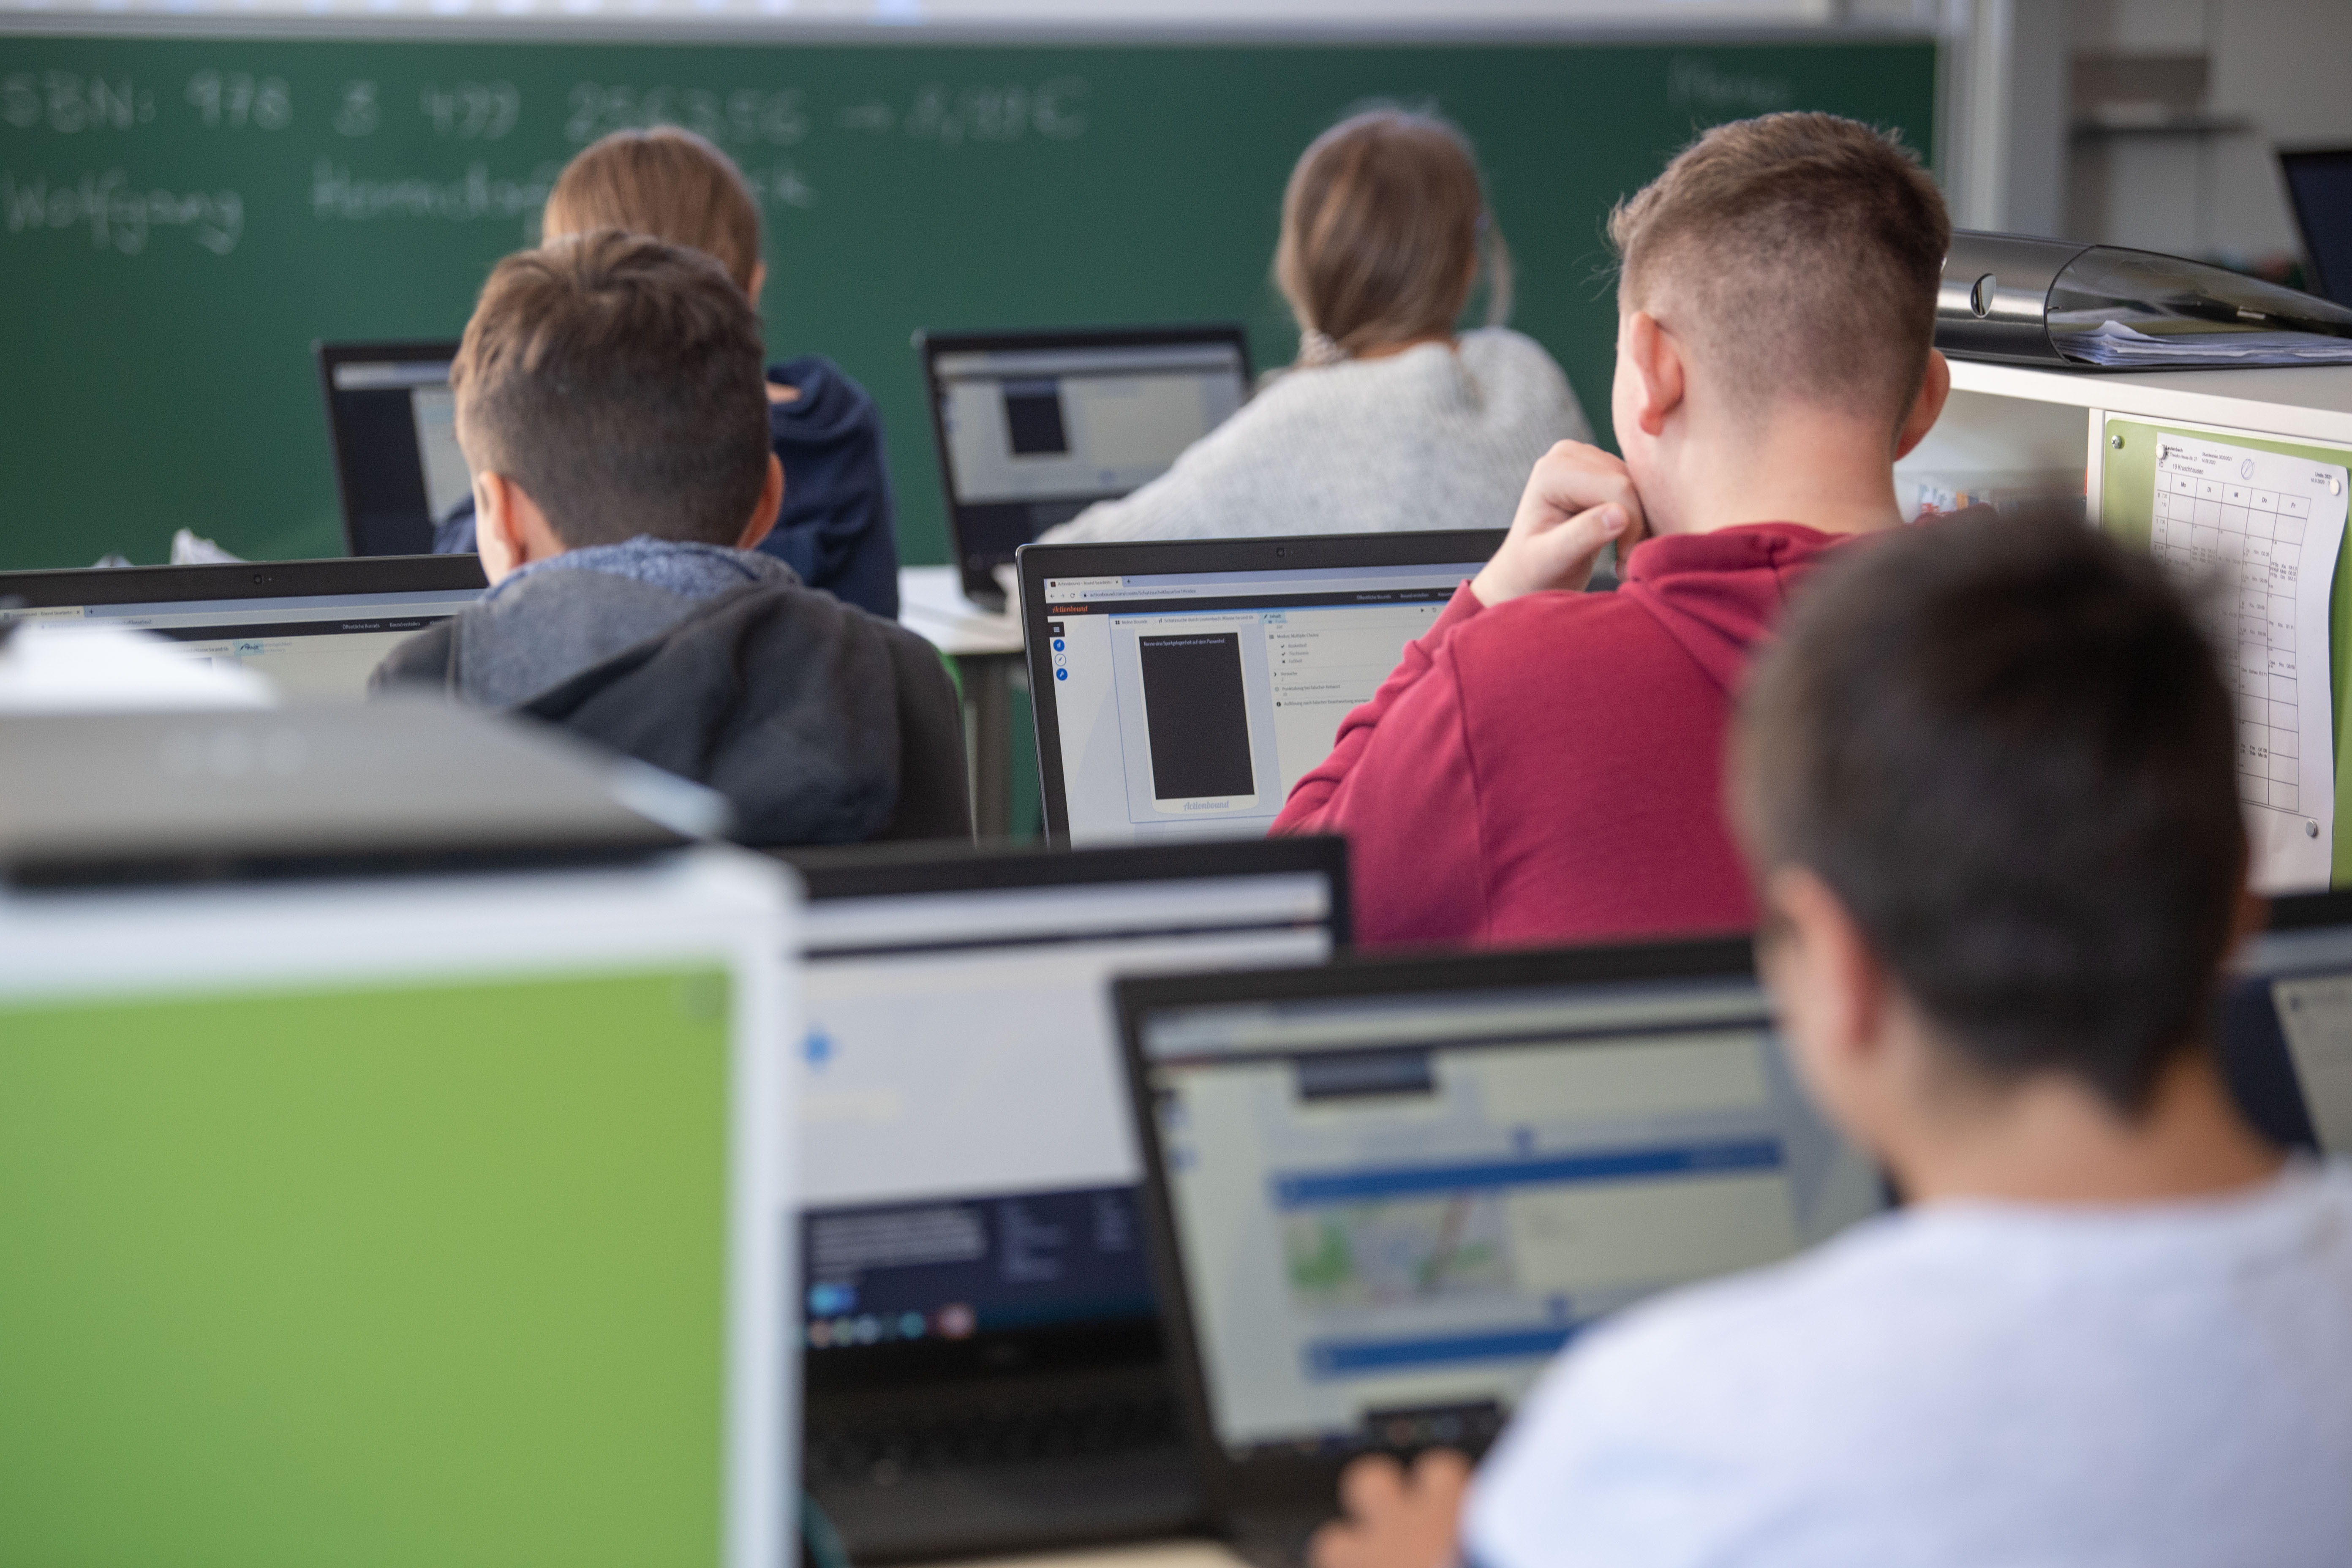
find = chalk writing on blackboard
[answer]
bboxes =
[310,158,561,229]
[3,171,243,254]
[1666,56,1791,115]
[565,84,807,147]
[335,80,381,138]
[420,81,520,142]
[185,71,292,131]
[1,72,154,133]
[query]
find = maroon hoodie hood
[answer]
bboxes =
[1615,523,1853,692]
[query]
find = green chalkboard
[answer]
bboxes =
[0,33,1937,570]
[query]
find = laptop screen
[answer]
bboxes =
[792,843,1344,1390]
[316,343,472,557]
[1122,947,1886,1460]
[923,330,1251,586]
[2280,149,2352,305]
[1,561,486,700]
[2218,893,2352,1154]
[1023,532,1503,847]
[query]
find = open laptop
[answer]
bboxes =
[2280,148,2352,306]
[314,339,471,556]
[1019,530,1506,848]
[1114,938,1891,1568]
[918,327,1252,607]
[779,837,1349,1563]
[0,847,794,1568]
[0,556,486,699]
[2217,888,2352,1152]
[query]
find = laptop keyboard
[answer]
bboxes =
[808,1391,1184,1485]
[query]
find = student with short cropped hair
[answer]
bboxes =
[1275,112,1952,947]
[1311,513,2352,1568]
[434,126,903,621]
[375,230,966,847]
[1041,107,1587,543]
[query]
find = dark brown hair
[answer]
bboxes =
[1275,108,1497,358]
[453,229,770,549]
[543,125,762,294]
[1609,112,1948,433]
[1734,513,2246,1114]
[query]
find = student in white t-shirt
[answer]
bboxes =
[1309,513,2352,1568]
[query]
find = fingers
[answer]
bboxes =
[1339,1453,1408,1517]
[1413,1448,1473,1496]
[1516,441,1644,539]
[1310,1448,1475,1568]
[1474,497,1624,607]
[1307,1518,1358,1568]
[1517,501,1627,596]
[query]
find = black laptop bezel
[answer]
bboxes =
[0,554,487,610]
[313,338,466,558]
[2278,147,2352,305]
[1018,529,1507,849]
[915,324,1256,604]
[772,835,1351,1398]
[1113,934,1761,1531]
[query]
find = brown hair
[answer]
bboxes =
[1609,112,1949,432]
[1274,108,1498,359]
[542,126,762,294]
[453,229,770,549]
[1734,512,2244,1115]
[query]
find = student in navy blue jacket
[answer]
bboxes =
[434,125,900,620]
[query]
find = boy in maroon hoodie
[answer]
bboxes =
[1272,112,1953,947]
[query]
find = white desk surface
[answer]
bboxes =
[917,1538,1249,1568]
[898,564,1025,658]
[1947,359,2352,447]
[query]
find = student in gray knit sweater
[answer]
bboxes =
[1042,108,1589,545]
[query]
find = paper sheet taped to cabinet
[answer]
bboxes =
[2148,433,2349,892]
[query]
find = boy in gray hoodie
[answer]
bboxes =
[373,229,966,847]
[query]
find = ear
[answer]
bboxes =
[1621,310,1685,439]
[735,453,785,553]
[1758,865,1891,1090]
[1892,349,1952,461]
[747,259,768,304]
[472,471,524,585]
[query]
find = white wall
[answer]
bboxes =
[2068,0,2352,261]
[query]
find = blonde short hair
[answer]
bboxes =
[542,126,762,294]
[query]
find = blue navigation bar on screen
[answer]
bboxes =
[1272,1138,1783,1209]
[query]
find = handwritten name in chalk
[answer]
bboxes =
[310,158,562,228]
[1667,56,1791,116]
[2,171,242,254]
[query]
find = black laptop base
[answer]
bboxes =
[807,1362,1200,1563]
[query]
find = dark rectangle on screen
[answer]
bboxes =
[1139,634,1254,800]
[1002,379,1070,456]
[1295,1050,1437,1101]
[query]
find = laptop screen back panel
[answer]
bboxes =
[314,340,467,557]
[2280,150,2352,306]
